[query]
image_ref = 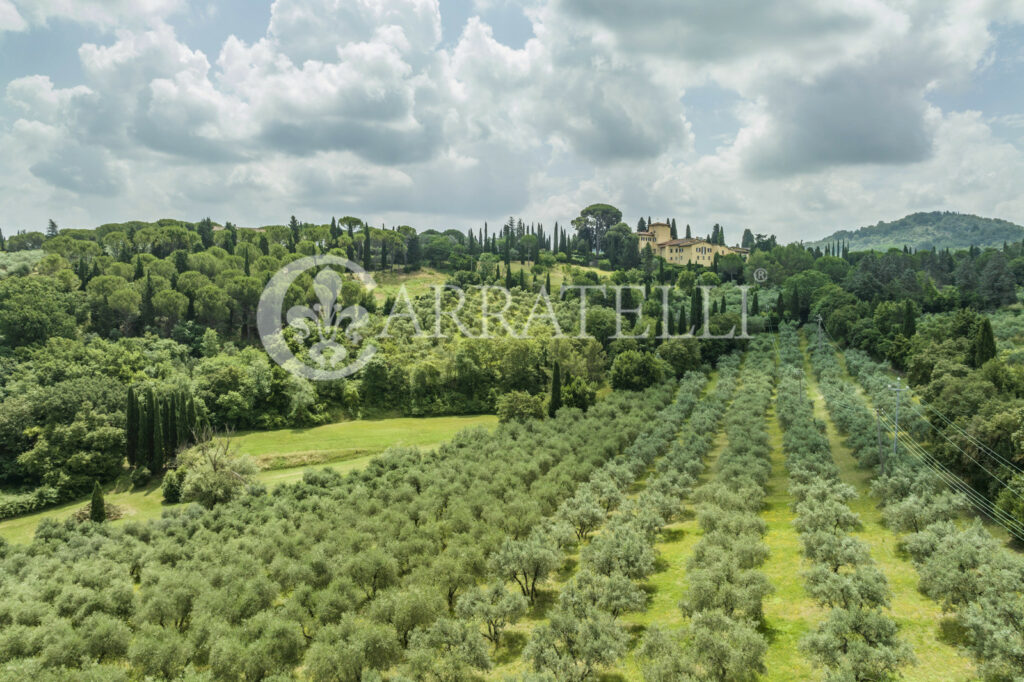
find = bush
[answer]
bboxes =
[496,391,544,424]
[609,351,667,391]
[131,467,151,488]
[161,470,182,504]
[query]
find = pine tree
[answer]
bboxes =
[47,219,59,237]
[548,362,562,418]
[975,318,996,367]
[126,386,139,468]
[90,481,106,522]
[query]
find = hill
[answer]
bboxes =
[806,211,1024,252]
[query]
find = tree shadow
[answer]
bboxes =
[494,631,527,665]
[937,616,969,647]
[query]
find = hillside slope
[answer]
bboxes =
[807,211,1024,252]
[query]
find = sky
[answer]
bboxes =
[2,0,1024,243]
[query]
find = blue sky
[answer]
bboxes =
[1,0,1024,243]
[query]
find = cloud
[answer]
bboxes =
[737,60,938,176]
[0,0,26,33]
[10,0,185,30]
[30,143,123,196]
[0,0,1023,242]
[267,0,441,64]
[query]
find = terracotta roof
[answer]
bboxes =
[659,237,702,247]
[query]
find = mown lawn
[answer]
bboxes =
[0,414,496,545]
[230,414,497,468]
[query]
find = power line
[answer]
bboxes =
[876,412,1024,541]
[903,403,1024,504]
[915,397,1024,477]
[796,324,1024,539]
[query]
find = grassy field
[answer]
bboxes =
[369,267,448,302]
[801,346,977,681]
[0,414,496,545]
[230,414,497,468]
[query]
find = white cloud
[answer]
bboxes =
[0,0,26,32]
[0,0,1023,241]
[10,0,185,30]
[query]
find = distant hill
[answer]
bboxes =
[806,211,1024,252]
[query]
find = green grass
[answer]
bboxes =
[801,345,978,681]
[761,400,822,681]
[0,414,496,545]
[230,414,497,468]
[369,267,448,302]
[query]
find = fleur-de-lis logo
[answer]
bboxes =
[257,256,377,380]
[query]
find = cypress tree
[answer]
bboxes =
[720,295,726,314]
[148,390,164,472]
[901,300,916,338]
[975,318,996,367]
[90,481,105,523]
[691,287,703,331]
[711,299,719,315]
[126,386,139,468]
[545,271,552,292]
[133,257,144,281]
[142,388,156,467]
[679,305,688,334]
[167,394,179,457]
[548,362,562,418]
[751,292,760,316]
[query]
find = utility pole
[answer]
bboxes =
[888,377,909,461]
[875,409,886,476]
[815,313,823,352]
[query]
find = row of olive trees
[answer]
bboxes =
[639,342,777,680]
[778,325,913,680]
[816,341,1024,680]
[0,382,680,680]
[521,371,711,680]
